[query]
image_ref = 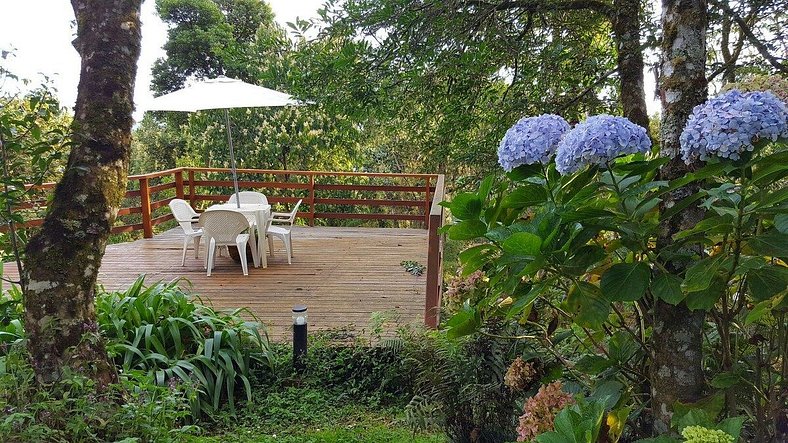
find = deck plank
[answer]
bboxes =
[7,226,428,341]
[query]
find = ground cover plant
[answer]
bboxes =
[0,279,449,442]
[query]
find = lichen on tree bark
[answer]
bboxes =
[652,0,709,434]
[22,0,143,388]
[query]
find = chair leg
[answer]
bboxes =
[237,239,249,276]
[193,236,201,259]
[248,227,260,268]
[268,235,274,257]
[284,233,292,265]
[181,236,189,266]
[206,239,216,276]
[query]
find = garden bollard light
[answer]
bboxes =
[292,305,307,373]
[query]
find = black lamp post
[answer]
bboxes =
[292,305,307,373]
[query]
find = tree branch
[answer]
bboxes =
[558,67,618,111]
[709,0,788,74]
[463,0,614,18]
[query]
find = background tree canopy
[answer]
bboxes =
[137,0,785,185]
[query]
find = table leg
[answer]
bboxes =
[249,226,260,268]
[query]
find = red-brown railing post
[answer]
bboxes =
[188,169,196,208]
[308,174,316,226]
[423,176,431,228]
[425,174,445,328]
[174,169,185,199]
[139,176,153,238]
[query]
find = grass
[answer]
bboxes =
[192,386,445,442]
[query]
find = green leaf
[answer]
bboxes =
[447,193,482,220]
[633,437,681,443]
[747,265,788,301]
[746,231,788,257]
[563,245,606,275]
[477,175,495,201]
[566,282,610,329]
[775,214,788,234]
[448,219,487,240]
[502,232,542,257]
[716,416,746,440]
[574,355,613,375]
[445,309,481,339]
[561,208,614,223]
[507,163,542,181]
[458,244,497,275]
[685,275,725,311]
[682,257,722,292]
[745,300,773,325]
[651,273,685,305]
[709,371,742,389]
[501,185,548,209]
[600,262,651,302]
[507,282,546,319]
[589,380,623,409]
[672,392,724,431]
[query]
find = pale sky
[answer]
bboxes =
[0,0,325,120]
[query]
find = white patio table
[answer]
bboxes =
[204,202,271,268]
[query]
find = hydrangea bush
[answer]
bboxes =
[498,114,570,171]
[680,89,788,163]
[445,106,787,440]
[554,114,651,174]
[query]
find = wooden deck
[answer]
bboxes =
[88,226,427,340]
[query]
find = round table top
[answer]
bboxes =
[206,203,271,213]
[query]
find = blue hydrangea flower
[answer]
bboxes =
[680,89,788,163]
[498,114,570,171]
[554,115,651,174]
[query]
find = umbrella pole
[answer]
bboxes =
[224,108,241,208]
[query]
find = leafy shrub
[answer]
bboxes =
[0,347,200,442]
[97,276,273,417]
[401,328,521,443]
[0,286,23,354]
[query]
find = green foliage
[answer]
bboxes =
[0,285,23,353]
[152,0,273,94]
[443,136,788,439]
[97,276,272,417]
[681,426,734,443]
[0,59,71,270]
[401,329,520,443]
[0,347,200,442]
[401,260,426,276]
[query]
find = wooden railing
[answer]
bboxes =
[14,167,447,327]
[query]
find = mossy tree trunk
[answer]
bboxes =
[653,0,708,433]
[612,0,650,129]
[22,0,142,388]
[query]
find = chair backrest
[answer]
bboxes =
[285,199,303,225]
[227,191,268,205]
[199,210,250,244]
[169,199,199,234]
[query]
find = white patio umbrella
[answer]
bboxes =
[145,76,302,207]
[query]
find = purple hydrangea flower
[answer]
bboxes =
[680,89,788,163]
[555,114,651,174]
[498,114,570,171]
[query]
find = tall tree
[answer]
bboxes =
[332,0,651,128]
[151,0,274,94]
[22,0,143,387]
[653,0,708,432]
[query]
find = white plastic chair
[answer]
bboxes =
[267,200,302,265]
[227,191,268,205]
[169,199,203,266]
[199,210,255,276]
